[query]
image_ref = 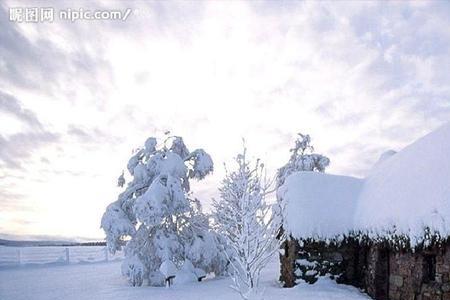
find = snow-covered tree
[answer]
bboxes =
[213,147,284,300]
[276,133,330,188]
[276,133,330,286]
[101,135,227,286]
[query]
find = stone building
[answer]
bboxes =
[277,123,450,300]
[280,238,450,300]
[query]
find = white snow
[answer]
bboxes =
[102,136,222,285]
[121,256,145,286]
[101,203,135,252]
[279,172,363,240]
[147,152,188,179]
[0,255,370,300]
[305,270,318,276]
[134,174,187,226]
[354,122,450,245]
[297,259,318,268]
[280,122,450,245]
[174,260,198,285]
[213,148,283,296]
[144,137,157,153]
[187,149,214,180]
[159,260,177,278]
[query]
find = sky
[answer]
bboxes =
[1,0,450,241]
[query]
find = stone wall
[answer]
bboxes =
[279,239,299,287]
[387,245,450,300]
[280,238,367,287]
[365,245,390,300]
[280,239,450,300]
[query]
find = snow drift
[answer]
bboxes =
[280,122,450,246]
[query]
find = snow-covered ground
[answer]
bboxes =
[0,254,371,300]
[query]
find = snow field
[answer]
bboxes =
[0,256,371,300]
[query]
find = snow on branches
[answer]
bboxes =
[101,135,226,286]
[213,147,284,299]
[276,133,330,188]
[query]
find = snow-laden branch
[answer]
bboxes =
[101,135,227,286]
[213,147,285,299]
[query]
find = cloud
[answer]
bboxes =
[0,4,67,91]
[0,190,33,212]
[0,91,60,169]
[0,90,43,129]
[68,124,121,141]
[0,2,114,104]
[0,0,450,239]
[0,131,60,169]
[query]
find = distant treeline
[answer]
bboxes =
[60,241,107,247]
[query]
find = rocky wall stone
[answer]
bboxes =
[280,239,298,287]
[280,240,450,300]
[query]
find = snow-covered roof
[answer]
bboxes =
[280,123,450,245]
[279,172,363,240]
[354,123,450,244]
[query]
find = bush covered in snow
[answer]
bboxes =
[121,256,145,286]
[101,135,227,286]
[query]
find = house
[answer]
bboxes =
[278,123,450,300]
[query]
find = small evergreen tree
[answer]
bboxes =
[213,147,284,299]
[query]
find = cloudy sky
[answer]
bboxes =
[1,0,450,241]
